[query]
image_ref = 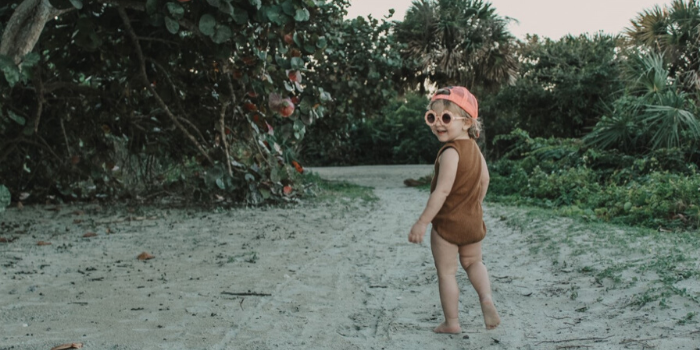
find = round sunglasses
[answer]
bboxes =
[424,110,469,126]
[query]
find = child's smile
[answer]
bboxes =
[429,106,471,142]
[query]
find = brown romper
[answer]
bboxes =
[430,139,487,246]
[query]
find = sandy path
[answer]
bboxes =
[1,165,699,349]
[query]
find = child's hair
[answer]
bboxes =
[428,99,483,139]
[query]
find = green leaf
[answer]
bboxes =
[69,0,83,9]
[216,177,225,189]
[7,110,25,126]
[166,2,185,19]
[293,32,303,47]
[265,6,284,26]
[164,16,179,34]
[20,53,40,68]
[199,14,217,36]
[207,0,221,7]
[270,167,281,183]
[293,119,306,139]
[146,0,159,14]
[316,36,327,49]
[249,0,261,10]
[294,8,310,22]
[0,55,20,87]
[290,57,304,70]
[232,7,249,24]
[219,1,234,15]
[319,91,332,102]
[0,185,10,214]
[281,0,295,16]
[303,43,316,54]
[212,25,232,43]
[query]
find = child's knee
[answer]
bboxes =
[459,256,480,270]
[436,264,459,278]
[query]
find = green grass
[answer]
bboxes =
[302,172,378,203]
[492,202,700,310]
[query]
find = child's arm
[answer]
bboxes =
[408,148,459,243]
[479,153,489,203]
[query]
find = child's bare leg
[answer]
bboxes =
[430,229,461,334]
[458,242,501,330]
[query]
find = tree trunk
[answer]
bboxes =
[0,0,67,64]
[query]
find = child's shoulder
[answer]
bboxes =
[438,146,459,163]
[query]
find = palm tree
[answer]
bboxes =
[626,0,700,91]
[585,51,700,152]
[394,0,517,92]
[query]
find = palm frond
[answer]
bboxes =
[623,51,670,95]
[641,90,700,149]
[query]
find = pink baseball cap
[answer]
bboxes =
[430,86,478,119]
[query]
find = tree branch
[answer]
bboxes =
[0,0,74,64]
[137,36,180,46]
[219,100,233,177]
[144,57,207,143]
[43,82,102,94]
[32,42,45,133]
[117,6,213,165]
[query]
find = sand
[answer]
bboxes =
[1,165,699,350]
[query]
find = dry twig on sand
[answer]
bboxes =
[222,291,272,297]
[536,336,613,345]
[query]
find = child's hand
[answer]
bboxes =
[408,221,428,244]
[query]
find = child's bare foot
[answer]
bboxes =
[433,320,461,334]
[480,297,501,329]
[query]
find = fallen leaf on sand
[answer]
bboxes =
[37,241,52,246]
[17,202,24,209]
[51,342,83,350]
[0,237,14,243]
[137,252,155,260]
[73,210,85,216]
[83,232,97,238]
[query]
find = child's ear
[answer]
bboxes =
[463,119,472,131]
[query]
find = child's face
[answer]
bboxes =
[427,104,471,142]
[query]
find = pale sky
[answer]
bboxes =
[346,0,676,40]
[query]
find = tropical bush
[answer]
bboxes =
[353,93,439,164]
[303,93,440,165]
[585,51,700,156]
[488,130,700,230]
[0,185,9,214]
[0,0,348,205]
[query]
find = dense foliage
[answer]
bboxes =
[2,0,700,232]
[300,14,405,164]
[488,130,700,230]
[480,33,624,151]
[0,0,348,205]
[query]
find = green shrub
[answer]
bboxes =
[313,93,441,165]
[0,185,9,214]
[488,129,700,230]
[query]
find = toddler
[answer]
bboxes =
[408,86,500,333]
